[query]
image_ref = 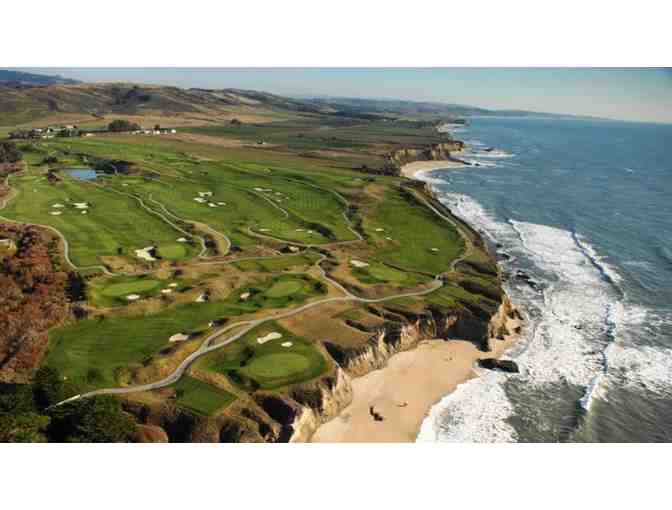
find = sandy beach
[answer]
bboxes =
[312,314,521,443]
[400,159,467,180]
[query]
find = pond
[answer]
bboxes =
[65,168,98,180]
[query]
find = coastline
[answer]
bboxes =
[400,159,467,180]
[311,162,521,443]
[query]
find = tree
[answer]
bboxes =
[0,141,23,163]
[154,124,161,131]
[107,119,141,132]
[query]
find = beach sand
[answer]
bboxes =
[312,315,521,443]
[400,159,466,180]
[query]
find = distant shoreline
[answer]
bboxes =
[400,158,469,179]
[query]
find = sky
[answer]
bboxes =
[18,67,672,124]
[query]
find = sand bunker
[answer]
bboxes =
[177,237,188,243]
[217,202,226,206]
[126,294,141,301]
[350,260,369,268]
[161,289,172,294]
[259,228,270,232]
[81,211,87,215]
[240,292,251,301]
[288,246,300,253]
[193,197,207,203]
[385,236,393,241]
[208,203,217,207]
[168,283,178,288]
[198,191,213,197]
[257,332,282,344]
[195,293,208,303]
[375,228,384,232]
[50,211,62,216]
[430,248,439,252]
[135,246,157,261]
[169,333,189,343]
[281,342,293,348]
[52,204,64,208]
[73,202,89,209]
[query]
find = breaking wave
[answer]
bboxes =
[414,182,671,442]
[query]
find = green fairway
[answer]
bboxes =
[101,279,162,297]
[1,172,198,267]
[367,188,465,274]
[45,274,327,390]
[173,376,236,415]
[265,279,304,298]
[197,323,329,392]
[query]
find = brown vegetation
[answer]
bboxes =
[0,224,69,383]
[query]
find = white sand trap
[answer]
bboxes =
[217,202,226,206]
[50,211,62,216]
[161,289,173,294]
[195,293,208,303]
[126,294,141,301]
[177,237,188,243]
[295,228,305,232]
[240,292,251,301]
[281,342,293,348]
[198,191,213,197]
[208,203,217,207]
[168,283,178,288]
[122,183,129,187]
[135,246,157,261]
[259,228,270,232]
[193,197,207,203]
[257,332,282,344]
[169,333,189,343]
[253,187,272,192]
[275,192,283,196]
[350,260,369,268]
[430,248,439,252]
[375,228,384,232]
[52,204,64,208]
[289,246,300,253]
[385,236,393,241]
[81,211,88,215]
[73,202,89,209]
[307,230,314,234]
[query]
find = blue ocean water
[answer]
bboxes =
[416,117,672,442]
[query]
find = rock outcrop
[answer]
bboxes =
[383,141,466,174]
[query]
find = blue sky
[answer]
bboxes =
[20,68,672,123]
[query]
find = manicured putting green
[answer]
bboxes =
[264,279,304,298]
[367,265,408,283]
[101,279,162,297]
[245,353,312,379]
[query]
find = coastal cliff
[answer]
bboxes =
[382,140,465,175]
[124,289,517,443]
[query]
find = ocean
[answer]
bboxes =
[415,117,672,442]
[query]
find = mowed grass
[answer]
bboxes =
[367,188,465,274]
[232,252,319,272]
[45,274,327,390]
[196,322,329,392]
[173,376,236,415]
[1,173,197,267]
[350,260,430,286]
